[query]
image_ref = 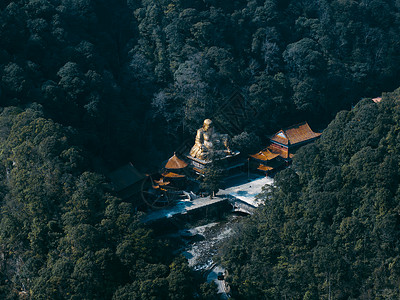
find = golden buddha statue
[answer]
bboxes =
[189,119,231,160]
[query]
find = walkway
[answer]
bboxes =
[207,265,230,299]
[218,173,274,207]
[142,173,274,223]
[142,196,226,223]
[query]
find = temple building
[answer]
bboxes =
[108,163,147,206]
[164,152,189,172]
[250,122,321,174]
[268,122,321,162]
[249,148,284,176]
[161,152,189,188]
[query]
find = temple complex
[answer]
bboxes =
[250,122,321,175]
[110,119,322,210]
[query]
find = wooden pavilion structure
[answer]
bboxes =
[164,152,189,171]
[162,153,189,188]
[249,148,284,176]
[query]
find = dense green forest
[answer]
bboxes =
[0,106,215,299]
[2,0,400,168]
[220,89,400,299]
[1,0,400,299]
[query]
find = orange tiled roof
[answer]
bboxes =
[154,179,170,186]
[250,149,280,161]
[257,164,273,172]
[153,185,168,191]
[270,122,321,146]
[267,144,289,159]
[165,153,188,169]
[162,172,186,178]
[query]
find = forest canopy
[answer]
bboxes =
[220,88,400,299]
[0,105,205,299]
[1,0,400,299]
[1,0,400,168]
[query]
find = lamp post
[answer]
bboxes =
[247,158,250,181]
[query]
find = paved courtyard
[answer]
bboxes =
[143,173,274,222]
[218,173,274,207]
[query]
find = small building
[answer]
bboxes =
[162,153,189,188]
[268,121,321,162]
[152,177,170,191]
[249,148,284,176]
[108,162,146,205]
[164,152,189,172]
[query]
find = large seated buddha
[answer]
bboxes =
[189,119,231,161]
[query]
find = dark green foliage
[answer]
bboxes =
[220,89,400,299]
[201,153,225,197]
[231,131,261,156]
[201,166,224,197]
[1,0,400,167]
[0,107,198,299]
[1,0,400,298]
[198,281,219,300]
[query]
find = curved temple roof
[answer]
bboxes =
[250,149,280,161]
[270,122,321,146]
[165,153,188,170]
[162,172,186,178]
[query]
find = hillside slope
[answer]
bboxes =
[221,88,400,299]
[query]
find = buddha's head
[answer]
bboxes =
[203,119,213,132]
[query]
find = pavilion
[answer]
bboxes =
[162,152,189,188]
[249,148,284,176]
[250,122,321,174]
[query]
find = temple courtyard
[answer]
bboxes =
[143,173,274,223]
[217,173,274,207]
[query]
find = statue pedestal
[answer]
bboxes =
[187,151,244,177]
